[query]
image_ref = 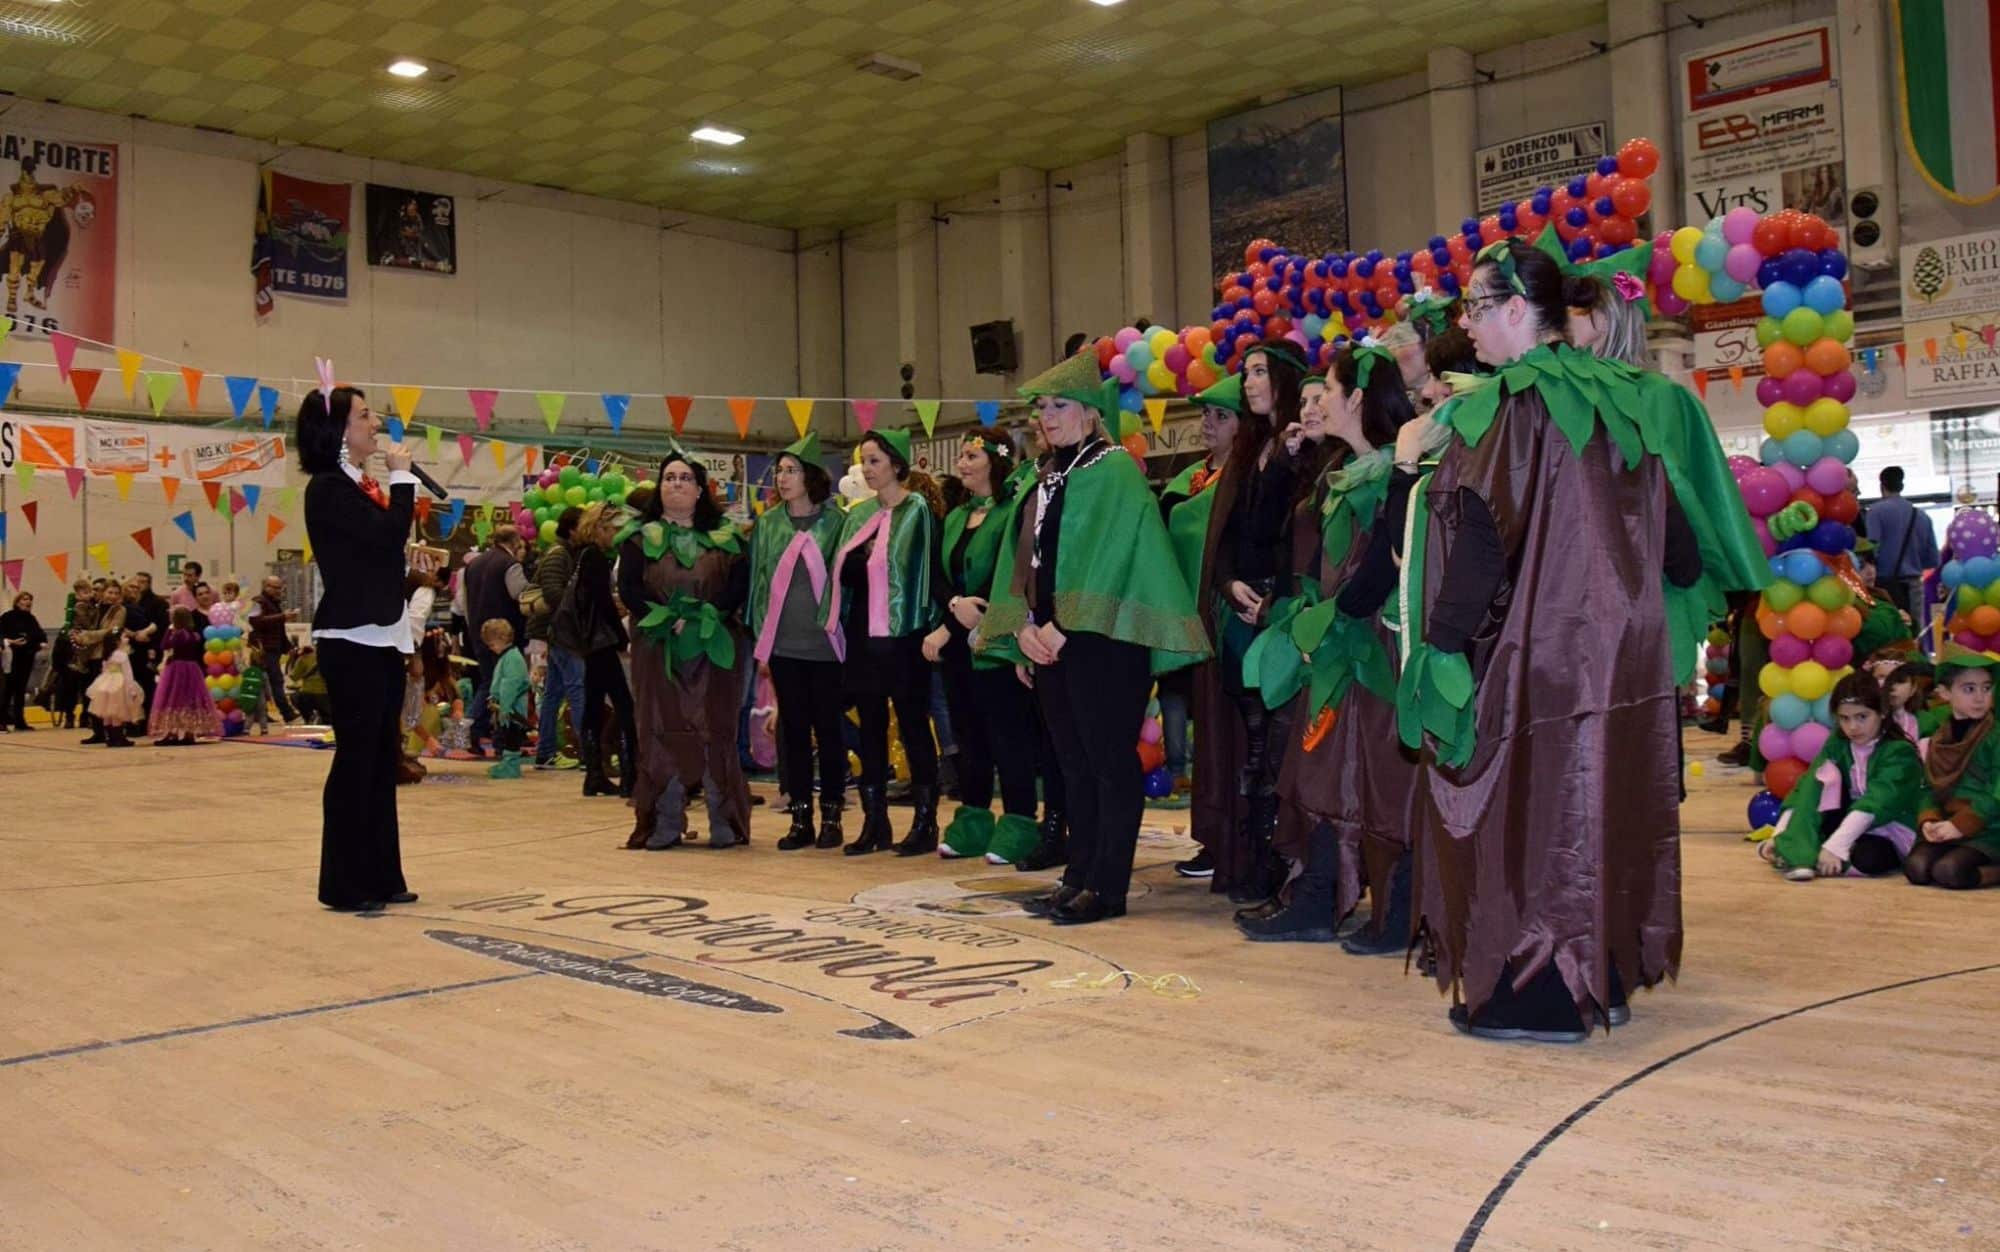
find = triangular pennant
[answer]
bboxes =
[1727,366,1745,392]
[457,433,475,466]
[726,397,755,438]
[201,481,222,510]
[223,375,256,419]
[666,395,693,434]
[301,539,312,565]
[391,385,423,424]
[975,400,1000,427]
[144,372,174,416]
[69,367,101,412]
[1143,397,1167,435]
[444,498,466,536]
[275,486,296,514]
[1894,342,1908,366]
[383,416,404,443]
[14,461,31,491]
[48,330,77,381]
[601,393,631,433]
[20,500,35,532]
[0,558,20,591]
[86,542,110,571]
[467,388,498,432]
[1692,371,1709,399]
[537,392,565,433]
[0,511,5,544]
[0,317,11,345]
[215,487,232,518]
[524,446,540,474]
[181,366,204,410]
[424,424,441,460]
[266,513,285,542]
[242,484,261,514]
[63,466,85,498]
[913,399,940,436]
[258,385,280,429]
[130,527,154,559]
[160,476,180,507]
[0,362,21,402]
[784,397,813,438]
[852,398,879,433]
[415,496,431,524]
[44,552,66,582]
[227,487,246,516]
[116,349,142,397]
[112,470,132,500]
[1926,338,1939,361]
[171,510,196,541]
[492,439,508,470]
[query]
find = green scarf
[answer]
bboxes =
[746,500,845,636]
[1166,468,1221,598]
[834,493,940,638]
[617,517,744,569]
[1320,445,1395,571]
[942,494,1007,599]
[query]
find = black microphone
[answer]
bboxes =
[406,463,450,500]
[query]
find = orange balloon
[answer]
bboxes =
[1970,606,2000,636]
[1756,602,1783,640]
[1764,756,1807,799]
[1184,326,1212,355]
[1763,341,1806,379]
[1186,361,1218,391]
[1805,339,1851,377]
[1784,601,1829,641]
[1826,605,1863,640]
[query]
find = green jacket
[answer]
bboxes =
[490,646,530,723]
[746,501,844,636]
[831,493,940,639]
[1773,734,1923,866]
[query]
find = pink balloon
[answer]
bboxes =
[1728,454,1760,477]
[1725,243,1763,283]
[1163,345,1190,372]
[1811,634,1853,669]
[1805,455,1849,496]
[1723,206,1763,246]
[1957,630,1988,650]
[1773,461,1807,492]
[1769,634,1811,667]
[1758,723,1794,762]
[1655,288,1691,319]
[1790,721,1831,762]
[1823,370,1857,403]
[1740,468,1789,517]
[1648,251,1677,287]
[1139,719,1163,744]
[1755,376,1785,407]
[1781,369,1824,406]
[1108,356,1137,384]
[1753,515,1777,556]
[1113,327,1142,351]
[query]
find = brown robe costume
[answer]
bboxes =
[627,544,752,844]
[1417,387,1681,1023]
[1188,452,1256,894]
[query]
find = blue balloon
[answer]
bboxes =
[1119,386,1142,413]
[202,626,221,640]
[1144,766,1175,799]
[1264,275,1283,292]
[1595,195,1616,219]
[1782,429,1824,467]
[1498,208,1518,230]
[1770,694,1812,731]
[1767,555,1795,580]
[1757,258,1784,290]
[1568,237,1594,260]
[1125,340,1153,369]
[1809,521,1855,553]
[1748,790,1784,828]
[1943,559,1966,589]
[1803,274,1846,315]
[1965,556,1999,588]
[1366,249,1383,263]
[1760,436,1786,466]
[1819,249,1848,280]
[1428,235,1448,251]
[1709,274,1748,303]
[1355,258,1376,279]
[1811,695,1833,723]
[1597,155,1620,176]
[1761,281,1803,319]
[1693,235,1728,272]
[1329,258,1349,278]
[1532,193,1553,215]
[1779,247,1820,287]
[1777,532,1813,553]
[1784,550,1825,585]
[1258,246,1278,263]
[1568,175,1590,197]
[1822,429,1859,463]
[1438,272,1461,295]
[1461,218,1480,236]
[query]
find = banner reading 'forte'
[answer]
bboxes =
[0,128,118,343]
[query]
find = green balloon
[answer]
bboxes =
[602,473,627,497]
[1754,317,1781,348]
[1763,579,1806,613]
[587,486,606,502]
[1823,308,1855,344]
[559,466,582,487]
[538,519,557,544]
[636,479,656,494]
[1782,306,1824,347]
[565,485,588,506]
[532,505,550,525]
[1807,575,1851,612]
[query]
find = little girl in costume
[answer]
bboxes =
[1761,672,1921,881]
[148,606,223,746]
[86,641,144,748]
[1882,663,1930,747]
[1904,645,2000,890]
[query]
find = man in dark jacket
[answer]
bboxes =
[247,575,301,724]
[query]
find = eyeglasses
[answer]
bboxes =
[1460,292,1513,323]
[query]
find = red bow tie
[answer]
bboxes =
[359,474,388,509]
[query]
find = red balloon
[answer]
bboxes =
[1585,172,1609,200]
[1515,207,1546,236]
[1751,215,1789,257]
[1789,486,1826,515]
[1244,238,1275,267]
[1616,137,1661,179]
[1265,315,1292,338]
[1555,214,1582,242]
[1549,187,1575,218]
[1209,319,1229,344]
[1411,250,1437,274]
[1764,756,1807,799]
[1611,177,1652,219]
[1479,214,1504,243]
[1251,288,1279,317]
[1820,489,1859,524]
[1446,235,1473,262]
[1246,261,1270,282]
[1798,214,1832,252]
[1597,214,1638,247]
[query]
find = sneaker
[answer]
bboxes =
[1716,742,1751,768]
[1174,849,1215,878]
[534,754,581,771]
[1784,865,1817,882]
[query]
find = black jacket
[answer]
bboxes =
[304,471,415,633]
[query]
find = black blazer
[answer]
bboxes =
[304,471,415,633]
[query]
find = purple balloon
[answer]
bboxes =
[1805,455,1849,496]
[1728,454,1761,478]
[1823,370,1857,403]
[1723,206,1762,246]
[1773,461,1808,492]
[1781,369,1824,406]
[1758,722,1795,761]
[1812,635,1853,670]
[1755,375,1786,407]
[1790,721,1832,762]
[1753,515,1777,555]
[1725,242,1763,282]
[1655,288,1691,319]
[1740,467,1791,516]
[1769,634,1811,667]
[1949,509,2000,560]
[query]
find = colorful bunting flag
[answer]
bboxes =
[785,398,813,437]
[0,510,5,544]
[215,486,231,517]
[242,484,261,514]
[14,461,31,491]
[69,367,101,412]
[391,385,423,424]
[202,482,222,511]
[63,466,84,498]
[160,477,180,507]
[86,542,110,571]
[0,362,22,402]
[444,498,466,535]
[144,371,174,416]
[468,388,498,431]
[258,385,280,429]
[0,316,11,345]
[113,470,132,500]
[20,500,35,531]
[116,349,142,397]
[0,558,20,591]
[224,375,257,419]
[1727,366,1745,392]
[601,393,630,433]
[537,392,565,434]
[228,487,247,517]
[492,439,508,470]
[49,330,77,381]
[976,400,1000,427]
[181,366,204,410]
[1692,371,1709,399]
[424,424,442,460]
[1143,397,1167,435]
[171,510,196,541]
[265,514,285,542]
[457,433,475,466]
[130,527,154,559]
[727,397,755,438]
[44,552,66,582]
[275,486,296,515]
[384,416,404,442]
[913,399,940,436]
[524,446,540,474]
[665,395,693,435]
[852,398,879,433]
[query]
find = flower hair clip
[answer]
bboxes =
[1612,272,1645,303]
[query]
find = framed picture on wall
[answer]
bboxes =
[1205,86,1346,287]
[365,184,456,273]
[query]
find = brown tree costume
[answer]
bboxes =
[1188,452,1256,892]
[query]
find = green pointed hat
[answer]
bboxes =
[780,430,820,466]
[1019,350,1120,421]
[1194,371,1245,415]
[1533,224,1654,317]
[866,426,913,466]
[1936,641,2000,674]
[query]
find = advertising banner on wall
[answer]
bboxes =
[0,128,118,342]
[1680,20,1846,369]
[0,413,288,486]
[366,184,456,273]
[253,171,350,314]
[1901,228,2000,401]
[1474,122,1607,214]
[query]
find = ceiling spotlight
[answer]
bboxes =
[1087,0,1126,7]
[386,59,430,78]
[691,125,745,146]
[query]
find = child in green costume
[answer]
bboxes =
[1904,646,2000,890]
[1761,672,1922,881]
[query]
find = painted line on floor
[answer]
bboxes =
[1456,960,2000,1250]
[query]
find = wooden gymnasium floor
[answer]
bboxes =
[3,726,1997,1251]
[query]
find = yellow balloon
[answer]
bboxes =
[1148,327,1176,354]
[1145,360,1176,392]
[1670,226,1705,266]
[1758,662,1791,699]
[1762,402,1806,439]
[1672,263,1713,303]
[1789,660,1834,701]
[1803,397,1849,437]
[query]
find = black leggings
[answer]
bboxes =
[848,635,937,788]
[1904,840,2000,889]
[770,655,847,806]
[3,658,34,726]
[1817,810,1904,877]
[582,649,635,775]
[940,640,1039,816]
[1038,630,1151,903]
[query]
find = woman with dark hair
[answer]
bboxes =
[1394,237,1760,1040]
[0,591,45,731]
[619,447,751,850]
[1184,337,1307,901]
[562,500,636,801]
[922,430,1044,864]
[299,384,420,913]
[748,432,849,850]
[824,427,943,856]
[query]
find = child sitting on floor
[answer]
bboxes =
[1882,662,1932,747]
[1761,672,1922,881]
[483,618,530,779]
[1905,645,2000,890]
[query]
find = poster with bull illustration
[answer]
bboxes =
[0,128,117,342]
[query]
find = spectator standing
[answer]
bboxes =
[120,575,162,722]
[168,561,204,613]
[531,508,586,768]
[1,590,46,730]
[246,575,301,726]
[462,526,529,756]
[1865,466,1939,630]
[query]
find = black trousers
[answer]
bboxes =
[770,654,848,806]
[1038,629,1151,903]
[316,639,409,909]
[3,656,35,726]
[582,648,635,774]
[940,640,1039,815]
[847,635,938,788]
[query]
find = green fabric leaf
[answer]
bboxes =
[1446,384,1502,448]
[1256,633,1306,708]
[1290,600,1342,653]
[1430,650,1473,707]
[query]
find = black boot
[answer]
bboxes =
[894,783,939,856]
[777,799,816,851]
[816,794,846,849]
[617,724,637,798]
[846,784,894,855]
[1342,849,1413,956]
[1225,792,1284,904]
[1240,826,1337,942]
[80,714,104,745]
[1015,809,1068,871]
[580,731,616,797]
[105,723,132,748]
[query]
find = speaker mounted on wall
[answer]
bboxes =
[969,320,1019,375]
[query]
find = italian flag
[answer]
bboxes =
[1899,0,2000,204]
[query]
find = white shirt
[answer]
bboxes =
[311,463,420,654]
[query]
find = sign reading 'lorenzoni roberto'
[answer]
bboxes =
[433,890,1117,1040]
